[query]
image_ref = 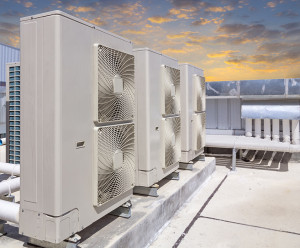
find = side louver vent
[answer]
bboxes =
[95,44,135,123]
[161,117,181,168]
[161,65,180,116]
[94,123,135,206]
[194,75,206,112]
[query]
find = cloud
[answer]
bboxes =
[0,22,19,31]
[191,17,224,26]
[205,5,234,12]
[162,48,186,54]
[167,31,197,39]
[267,2,276,8]
[207,50,239,58]
[66,6,95,12]
[122,29,146,35]
[257,42,286,53]
[1,10,23,18]
[171,0,206,7]
[276,10,298,17]
[281,22,300,30]
[285,28,300,37]
[168,8,196,19]
[218,23,249,33]
[24,1,32,7]
[225,44,300,66]
[191,18,211,26]
[82,17,106,26]
[148,16,176,24]
[217,23,282,43]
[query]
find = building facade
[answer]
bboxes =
[0,43,20,137]
[6,62,20,164]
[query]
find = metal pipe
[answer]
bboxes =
[0,200,19,223]
[282,119,290,143]
[292,120,300,145]
[264,119,271,140]
[0,163,20,176]
[245,118,252,137]
[255,119,261,138]
[0,138,6,145]
[272,119,280,142]
[232,148,236,171]
[0,177,20,195]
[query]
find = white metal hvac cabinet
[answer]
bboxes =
[179,63,206,163]
[20,11,135,244]
[133,48,181,192]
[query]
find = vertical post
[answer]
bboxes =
[282,119,290,143]
[292,120,300,145]
[264,119,271,140]
[254,119,261,138]
[232,148,236,171]
[272,119,280,142]
[245,118,252,137]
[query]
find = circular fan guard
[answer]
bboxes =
[97,123,135,205]
[97,45,135,123]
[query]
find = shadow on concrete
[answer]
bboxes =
[209,150,292,172]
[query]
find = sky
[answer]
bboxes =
[0,0,300,81]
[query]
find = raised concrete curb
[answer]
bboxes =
[79,157,216,248]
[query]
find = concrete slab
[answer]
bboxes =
[202,159,300,233]
[150,166,229,248]
[78,157,215,248]
[180,217,300,248]
[0,158,215,248]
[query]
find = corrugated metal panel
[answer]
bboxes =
[206,99,217,129]
[0,43,20,83]
[206,98,243,130]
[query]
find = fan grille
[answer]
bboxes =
[162,66,180,115]
[164,117,181,168]
[193,112,206,151]
[96,123,135,206]
[194,75,206,112]
[97,45,135,123]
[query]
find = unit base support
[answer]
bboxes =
[0,220,6,237]
[28,234,81,248]
[179,162,193,171]
[196,154,205,161]
[133,185,159,197]
[109,200,132,218]
[165,171,180,180]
